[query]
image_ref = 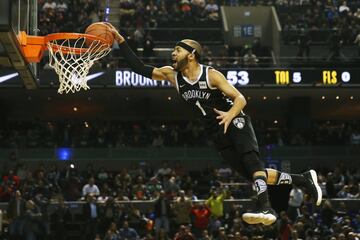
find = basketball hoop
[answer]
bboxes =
[18,32,112,94]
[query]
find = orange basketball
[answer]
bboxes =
[85,22,114,48]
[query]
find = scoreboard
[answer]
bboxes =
[0,68,359,88]
[223,69,357,87]
[113,68,360,88]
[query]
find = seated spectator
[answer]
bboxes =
[199,229,212,240]
[55,0,67,12]
[119,0,136,27]
[158,1,170,22]
[180,0,192,18]
[191,0,206,14]
[118,220,140,240]
[132,176,147,200]
[217,227,227,240]
[145,177,163,200]
[163,176,179,199]
[145,0,158,18]
[155,161,172,179]
[42,0,57,11]
[338,1,350,17]
[82,177,100,197]
[243,48,259,66]
[97,167,109,183]
[174,225,195,240]
[354,8,360,19]
[337,185,358,198]
[204,0,219,21]
[103,222,120,240]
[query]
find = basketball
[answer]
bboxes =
[85,22,114,47]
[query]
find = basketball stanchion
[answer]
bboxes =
[17,22,113,94]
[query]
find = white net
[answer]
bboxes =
[47,36,111,94]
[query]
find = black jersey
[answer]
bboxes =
[175,64,233,124]
[175,64,259,153]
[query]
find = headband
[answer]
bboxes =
[176,41,201,61]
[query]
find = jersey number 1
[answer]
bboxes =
[195,100,206,116]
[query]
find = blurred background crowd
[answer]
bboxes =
[1,158,360,239]
[0,120,359,148]
[37,0,360,68]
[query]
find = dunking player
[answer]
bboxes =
[106,23,322,225]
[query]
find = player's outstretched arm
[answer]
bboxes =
[104,23,175,84]
[209,69,247,134]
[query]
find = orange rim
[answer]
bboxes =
[18,32,112,62]
[45,33,112,55]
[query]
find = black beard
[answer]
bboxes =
[174,56,189,71]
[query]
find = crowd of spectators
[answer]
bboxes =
[38,0,103,35]
[1,158,360,239]
[0,119,359,149]
[37,0,360,70]
[116,0,222,29]
[277,0,360,45]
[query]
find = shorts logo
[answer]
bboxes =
[233,117,245,129]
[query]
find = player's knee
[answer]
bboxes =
[265,168,279,185]
[253,170,267,180]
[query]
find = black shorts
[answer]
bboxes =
[211,114,264,180]
[212,114,259,152]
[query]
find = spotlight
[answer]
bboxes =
[56,148,73,161]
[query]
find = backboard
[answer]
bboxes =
[0,0,38,89]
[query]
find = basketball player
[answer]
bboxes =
[105,23,322,225]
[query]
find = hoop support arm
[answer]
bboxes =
[18,31,46,63]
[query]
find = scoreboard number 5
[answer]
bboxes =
[292,72,302,83]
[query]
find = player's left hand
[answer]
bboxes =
[214,108,234,134]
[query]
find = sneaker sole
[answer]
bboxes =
[262,213,277,225]
[309,169,322,206]
[242,213,277,225]
[242,213,264,225]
